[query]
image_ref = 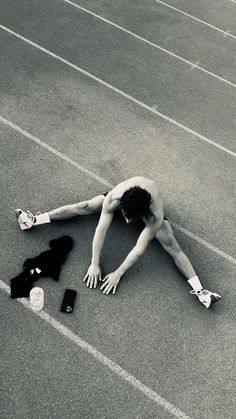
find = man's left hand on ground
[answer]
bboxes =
[100,271,121,295]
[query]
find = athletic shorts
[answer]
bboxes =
[102,192,168,220]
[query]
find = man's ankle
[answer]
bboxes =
[34,213,51,225]
[188,276,203,293]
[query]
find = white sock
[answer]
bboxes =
[188,276,203,293]
[34,213,51,225]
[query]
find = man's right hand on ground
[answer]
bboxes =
[83,263,102,288]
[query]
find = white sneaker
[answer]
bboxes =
[190,289,221,308]
[15,209,40,230]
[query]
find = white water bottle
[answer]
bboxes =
[30,287,44,312]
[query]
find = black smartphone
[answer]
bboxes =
[60,289,77,313]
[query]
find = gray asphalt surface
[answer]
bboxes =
[1,1,236,418]
[165,0,236,33]
[1,0,236,151]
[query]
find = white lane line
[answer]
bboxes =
[190,60,200,70]
[154,0,236,39]
[63,0,236,88]
[1,115,236,267]
[1,25,236,160]
[223,30,232,38]
[0,116,113,189]
[0,280,191,419]
[170,220,236,266]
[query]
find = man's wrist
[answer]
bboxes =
[91,255,100,265]
[115,268,124,277]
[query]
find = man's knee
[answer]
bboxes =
[72,201,89,215]
[75,195,104,214]
[172,248,184,262]
[162,235,182,259]
[78,201,89,210]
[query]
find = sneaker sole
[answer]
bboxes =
[210,294,221,307]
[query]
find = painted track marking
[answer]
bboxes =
[0,280,191,419]
[0,25,236,159]
[154,0,236,39]
[1,115,236,267]
[63,0,236,88]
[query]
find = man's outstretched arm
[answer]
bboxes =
[100,222,162,294]
[91,211,114,265]
[83,207,114,288]
[116,226,157,276]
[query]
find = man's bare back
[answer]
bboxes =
[104,176,165,228]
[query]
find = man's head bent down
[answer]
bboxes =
[120,187,152,222]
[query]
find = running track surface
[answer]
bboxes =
[0,1,235,418]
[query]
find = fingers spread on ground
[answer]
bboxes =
[105,287,112,295]
[90,276,94,288]
[100,280,107,289]
[104,285,111,294]
[83,274,88,282]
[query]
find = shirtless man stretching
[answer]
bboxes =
[15,176,221,308]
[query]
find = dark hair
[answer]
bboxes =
[120,187,151,219]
